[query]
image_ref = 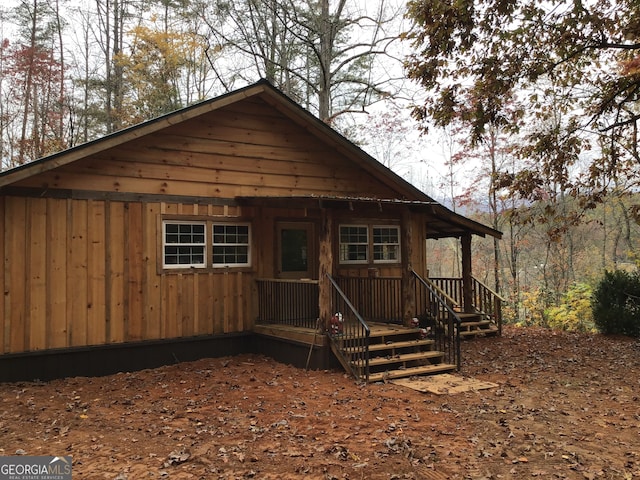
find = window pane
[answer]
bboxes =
[163,221,206,268]
[339,225,368,263]
[373,226,400,262]
[374,244,399,261]
[212,224,251,267]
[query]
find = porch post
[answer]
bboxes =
[461,233,474,313]
[401,209,415,326]
[318,208,333,331]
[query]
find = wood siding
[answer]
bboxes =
[0,196,256,354]
[0,94,429,356]
[12,98,401,200]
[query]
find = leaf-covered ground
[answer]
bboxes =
[1,326,639,479]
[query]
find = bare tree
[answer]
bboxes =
[203,0,405,123]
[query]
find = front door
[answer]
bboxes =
[277,222,315,279]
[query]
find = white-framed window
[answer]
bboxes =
[373,226,400,262]
[163,221,206,268]
[339,224,401,265]
[161,219,252,270]
[212,223,251,267]
[339,225,369,263]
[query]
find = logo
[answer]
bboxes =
[0,456,72,480]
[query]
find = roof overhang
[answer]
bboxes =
[236,195,502,239]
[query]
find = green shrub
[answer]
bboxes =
[592,270,640,337]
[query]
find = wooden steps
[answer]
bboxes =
[458,317,499,338]
[344,338,434,354]
[368,363,457,383]
[368,350,444,367]
[337,323,456,383]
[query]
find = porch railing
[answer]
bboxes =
[334,276,403,323]
[429,276,504,334]
[327,274,370,383]
[472,278,504,335]
[255,279,319,329]
[413,271,461,369]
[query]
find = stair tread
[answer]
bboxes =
[460,320,492,327]
[368,363,457,382]
[368,326,421,338]
[460,327,499,337]
[345,338,434,353]
[366,351,443,366]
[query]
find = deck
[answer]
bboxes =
[254,321,415,347]
[254,274,503,382]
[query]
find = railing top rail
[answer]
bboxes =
[256,278,319,284]
[327,274,370,337]
[471,276,507,302]
[422,277,460,307]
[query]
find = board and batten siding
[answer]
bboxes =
[0,96,411,355]
[0,196,254,355]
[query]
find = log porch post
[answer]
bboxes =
[401,209,415,326]
[318,208,333,331]
[461,233,474,313]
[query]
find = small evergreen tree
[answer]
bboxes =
[592,270,640,337]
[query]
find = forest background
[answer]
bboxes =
[0,0,638,333]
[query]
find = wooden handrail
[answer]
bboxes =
[412,271,461,369]
[471,276,507,302]
[422,277,460,308]
[326,274,370,382]
[256,278,318,284]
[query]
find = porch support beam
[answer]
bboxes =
[401,209,415,326]
[461,233,474,313]
[318,208,333,330]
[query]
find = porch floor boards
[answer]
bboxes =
[253,323,327,347]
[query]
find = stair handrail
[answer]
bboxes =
[422,276,460,310]
[471,276,505,335]
[471,276,507,302]
[412,270,462,370]
[326,274,370,382]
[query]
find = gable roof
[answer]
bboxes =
[0,79,501,239]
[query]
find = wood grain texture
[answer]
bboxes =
[0,197,4,353]
[5,197,27,352]
[11,100,400,200]
[27,197,47,350]
[68,199,88,347]
[47,198,68,348]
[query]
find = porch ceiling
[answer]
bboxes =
[236,195,502,239]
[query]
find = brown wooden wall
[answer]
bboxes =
[12,98,401,200]
[0,196,257,355]
[0,95,428,356]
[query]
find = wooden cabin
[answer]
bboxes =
[0,80,502,383]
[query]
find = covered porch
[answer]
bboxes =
[241,195,503,383]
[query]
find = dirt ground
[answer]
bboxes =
[1,326,639,480]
